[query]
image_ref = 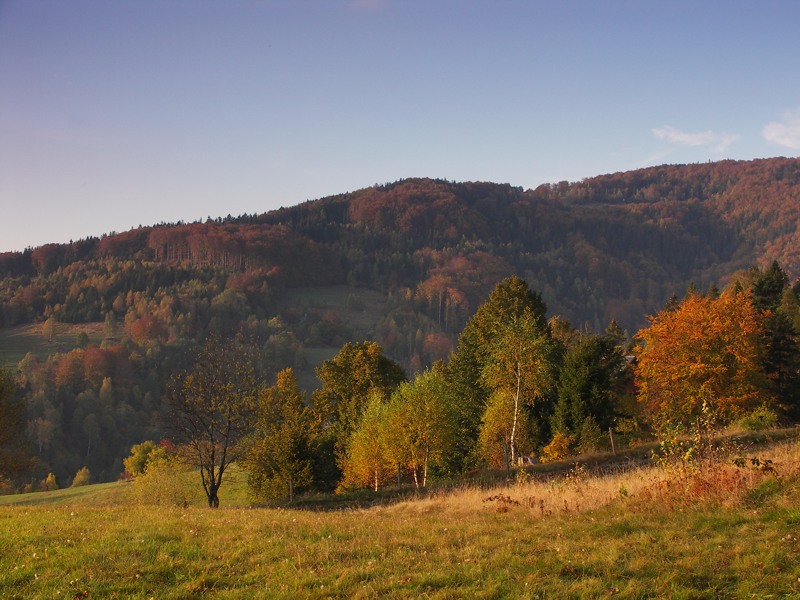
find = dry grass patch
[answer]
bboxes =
[385,437,800,523]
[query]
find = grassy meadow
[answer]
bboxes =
[2,434,800,598]
[0,322,105,368]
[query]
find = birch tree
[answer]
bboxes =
[342,392,394,491]
[446,276,548,470]
[383,367,456,488]
[479,307,554,465]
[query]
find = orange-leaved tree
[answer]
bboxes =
[635,289,771,431]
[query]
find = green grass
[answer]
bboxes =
[0,481,125,507]
[276,285,393,390]
[0,322,104,368]
[3,440,800,598]
[2,483,800,598]
[278,285,388,337]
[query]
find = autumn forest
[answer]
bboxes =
[2,157,800,501]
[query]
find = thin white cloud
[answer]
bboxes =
[652,125,738,153]
[763,108,800,149]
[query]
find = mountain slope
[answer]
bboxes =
[3,158,800,335]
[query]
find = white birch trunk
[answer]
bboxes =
[509,361,521,465]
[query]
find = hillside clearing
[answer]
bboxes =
[0,322,104,368]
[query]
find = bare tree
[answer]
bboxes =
[166,337,260,508]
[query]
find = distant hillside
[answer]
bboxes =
[4,157,799,334]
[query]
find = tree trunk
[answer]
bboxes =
[509,364,521,465]
[422,448,429,488]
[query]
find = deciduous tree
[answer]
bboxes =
[480,307,554,465]
[635,290,770,430]
[446,276,548,470]
[383,366,457,488]
[166,336,261,508]
[342,392,394,492]
[123,440,167,478]
[0,368,32,483]
[312,341,405,467]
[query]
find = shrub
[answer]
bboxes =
[736,406,778,431]
[71,466,91,487]
[577,416,607,454]
[132,456,197,507]
[39,473,58,491]
[123,440,168,478]
[541,432,574,463]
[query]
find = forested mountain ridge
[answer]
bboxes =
[3,157,799,334]
[2,156,800,488]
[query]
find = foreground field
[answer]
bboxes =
[2,439,800,598]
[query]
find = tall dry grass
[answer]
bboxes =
[384,438,800,519]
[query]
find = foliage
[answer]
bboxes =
[246,369,316,504]
[552,332,626,440]
[0,368,32,482]
[132,455,197,507]
[736,405,779,431]
[382,367,458,487]
[312,341,405,466]
[70,466,91,487]
[540,431,575,463]
[635,289,771,431]
[166,336,261,507]
[477,392,535,468]
[446,276,550,471]
[479,306,553,465]
[745,262,800,420]
[39,472,58,491]
[577,416,607,454]
[6,160,800,491]
[341,392,395,492]
[41,315,59,343]
[123,441,167,478]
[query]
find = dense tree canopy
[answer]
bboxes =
[480,307,553,465]
[446,276,549,470]
[246,368,316,503]
[0,368,32,483]
[635,290,771,430]
[552,333,626,445]
[381,366,457,488]
[311,341,406,466]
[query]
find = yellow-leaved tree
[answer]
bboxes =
[341,391,394,492]
[635,289,771,431]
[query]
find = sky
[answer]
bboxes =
[1,0,800,253]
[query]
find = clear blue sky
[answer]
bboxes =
[2,0,799,253]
